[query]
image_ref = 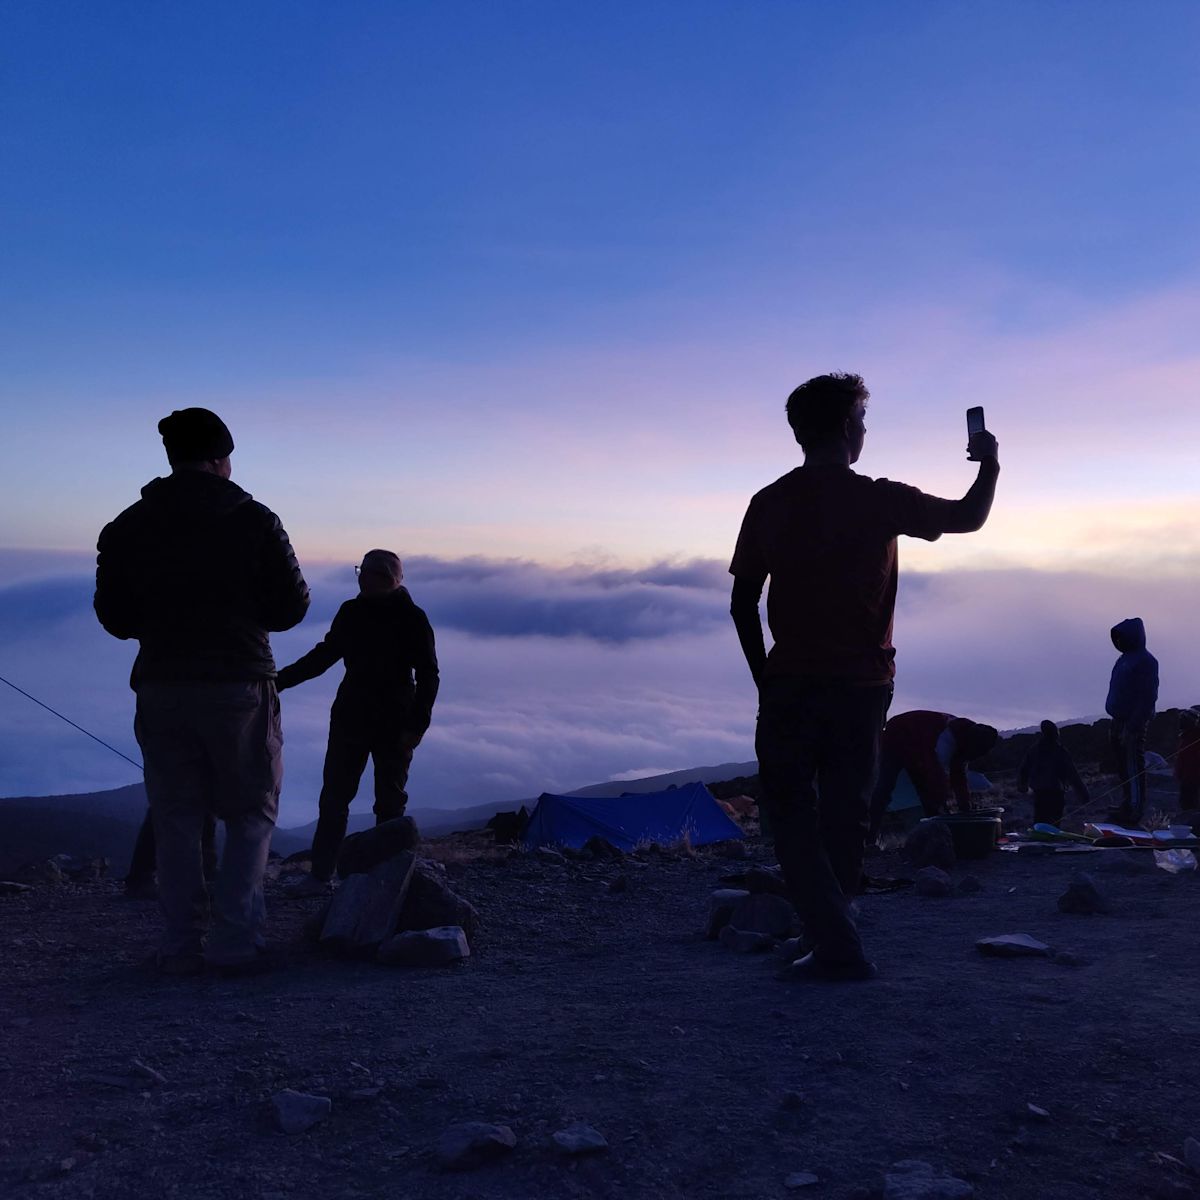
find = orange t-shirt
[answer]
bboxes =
[730,465,953,683]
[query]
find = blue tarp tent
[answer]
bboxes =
[522,780,744,851]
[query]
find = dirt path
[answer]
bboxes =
[1,840,1197,1200]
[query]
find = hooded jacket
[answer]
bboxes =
[94,471,310,685]
[275,587,439,736]
[1105,617,1159,728]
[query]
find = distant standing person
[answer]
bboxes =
[1105,617,1159,826]
[275,550,439,895]
[95,409,310,974]
[1017,719,1089,826]
[1174,707,1200,813]
[868,709,999,837]
[729,373,999,981]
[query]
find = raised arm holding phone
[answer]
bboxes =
[728,374,999,981]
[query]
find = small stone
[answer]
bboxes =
[552,1123,608,1155]
[957,875,983,894]
[607,875,629,894]
[130,1059,166,1086]
[437,1122,517,1170]
[718,840,749,860]
[1026,1103,1050,1120]
[778,936,806,960]
[536,846,567,864]
[883,1159,974,1199]
[915,866,953,897]
[271,1089,331,1134]
[1051,950,1084,967]
[377,926,470,967]
[1184,1136,1200,1174]
[785,1172,820,1189]
[718,925,774,953]
[975,934,1051,958]
[1057,872,1110,915]
[0,881,34,896]
[780,1090,806,1110]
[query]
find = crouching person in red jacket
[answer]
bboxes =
[868,709,998,839]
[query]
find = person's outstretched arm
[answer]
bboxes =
[275,607,346,690]
[936,432,1000,534]
[730,573,768,687]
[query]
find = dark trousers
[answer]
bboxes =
[127,809,218,885]
[1032,788,1066,826]
[755,678,891,966]
[136,680,281,963]
[310,720,414,881]
[1110,725,1147,823]
[1179,780,1200,811]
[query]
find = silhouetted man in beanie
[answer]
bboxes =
[95,408,310,974]
[730,373,999,981]
[276,549,438,894]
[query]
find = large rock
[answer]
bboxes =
[321,852,418,952]
[883,1160,973,1199]
[915,866,953,897]
[1057,872,1111,915]
[396,864,479,940]
[729,892,797,939]
[437,1122,516,1171]
[903,822,956,871]
[706,888,750,939]
[336,817,420,878]
[271,1090,331,1135]
[377,926,470,967]
[318,874,373,948]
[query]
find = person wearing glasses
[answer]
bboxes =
[275,549,439,895]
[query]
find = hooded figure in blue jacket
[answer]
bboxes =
[1105,617,1159,825]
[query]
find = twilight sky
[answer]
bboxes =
[2,3,1199,821]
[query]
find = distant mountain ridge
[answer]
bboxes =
[0,761,760,872]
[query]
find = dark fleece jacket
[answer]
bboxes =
[275,587,439,737]
[94,471,310,685]
[1105,617,1159,728]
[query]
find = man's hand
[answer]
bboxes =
[967,430,999,463]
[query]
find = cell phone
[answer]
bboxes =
[966,406,986,437]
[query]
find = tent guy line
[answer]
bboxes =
[0,670,144,774]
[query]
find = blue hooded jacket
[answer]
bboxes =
[1105,617,1159,727]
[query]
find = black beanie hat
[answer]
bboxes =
[158,408,235,465]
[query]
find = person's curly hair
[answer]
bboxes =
[785,373,869,447]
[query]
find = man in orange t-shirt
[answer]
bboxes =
[730,373,999,980]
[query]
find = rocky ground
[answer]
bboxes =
[3,783,1200,1200]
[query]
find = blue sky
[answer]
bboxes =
[2,3,1200,812]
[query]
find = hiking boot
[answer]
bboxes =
[777,951,878,983]
[284,873,333,899]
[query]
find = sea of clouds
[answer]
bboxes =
[2,548,1198,828]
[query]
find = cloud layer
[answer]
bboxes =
[3,552,1198,826]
